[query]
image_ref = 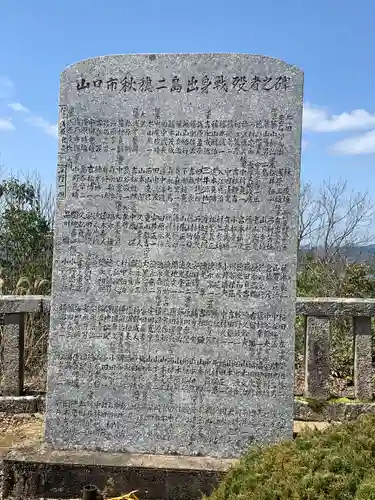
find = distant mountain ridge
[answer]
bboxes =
[340,245,375,262]
[300,245,375,263]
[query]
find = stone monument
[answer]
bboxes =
[45,54,304,459]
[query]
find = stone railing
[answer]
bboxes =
[0,296,374,410]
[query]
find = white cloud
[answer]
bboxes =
[24,115,58,137]
[0,76,14,89]
[331,130,375,155]
[48,123,58,137]
[8,101,57,138]
[303,103,375,132]
[302,139,308,151]
[1,83,57,138]
[9,102,30,113]
[0,118,15,131]
[0,76,15,99]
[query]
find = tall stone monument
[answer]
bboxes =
[45,54,303,458]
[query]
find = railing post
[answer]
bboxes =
[3,313,25,396]
[304,316,330,400]
[353,316,373,400]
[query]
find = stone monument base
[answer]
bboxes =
[3,444,235,499]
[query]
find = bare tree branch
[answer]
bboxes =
[298,179,375,262]
[298,182,321,249]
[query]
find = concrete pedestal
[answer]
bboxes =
[3,445,235,499]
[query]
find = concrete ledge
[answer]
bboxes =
[3,445,234,499]
[295,297,375,317]
[0,296,45,314]
[0,395,42,414]
[294,399,375,421]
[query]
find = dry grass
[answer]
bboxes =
[23,311,49,392]
[0,312,49,394]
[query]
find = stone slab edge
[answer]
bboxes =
[0,296,45,314]
[2,396,374,422]
[0,395,43,413]
[3,445,234,500]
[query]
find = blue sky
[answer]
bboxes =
[0,0,374,193]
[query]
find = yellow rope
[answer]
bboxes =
[106,490,139,500]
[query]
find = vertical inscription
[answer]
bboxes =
[57,162,67,200]
[45,54,303,458]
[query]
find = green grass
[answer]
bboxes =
[204,415,375,500]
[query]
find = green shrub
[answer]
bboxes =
[205,415,375,500]
[355,473,375,499]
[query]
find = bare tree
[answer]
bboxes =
[298,181,321,250]
[298,178,375,261]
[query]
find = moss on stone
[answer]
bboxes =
[295,395,375,406]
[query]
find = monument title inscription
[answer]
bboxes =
[45,54,304,458]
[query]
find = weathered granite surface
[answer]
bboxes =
[44,53,303,457]
[3,295,375,316]
[3,446,233,500]
[3,397,375,424]
[2,313,24,396]
[353,316,373,399]
[304,316,330,400]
